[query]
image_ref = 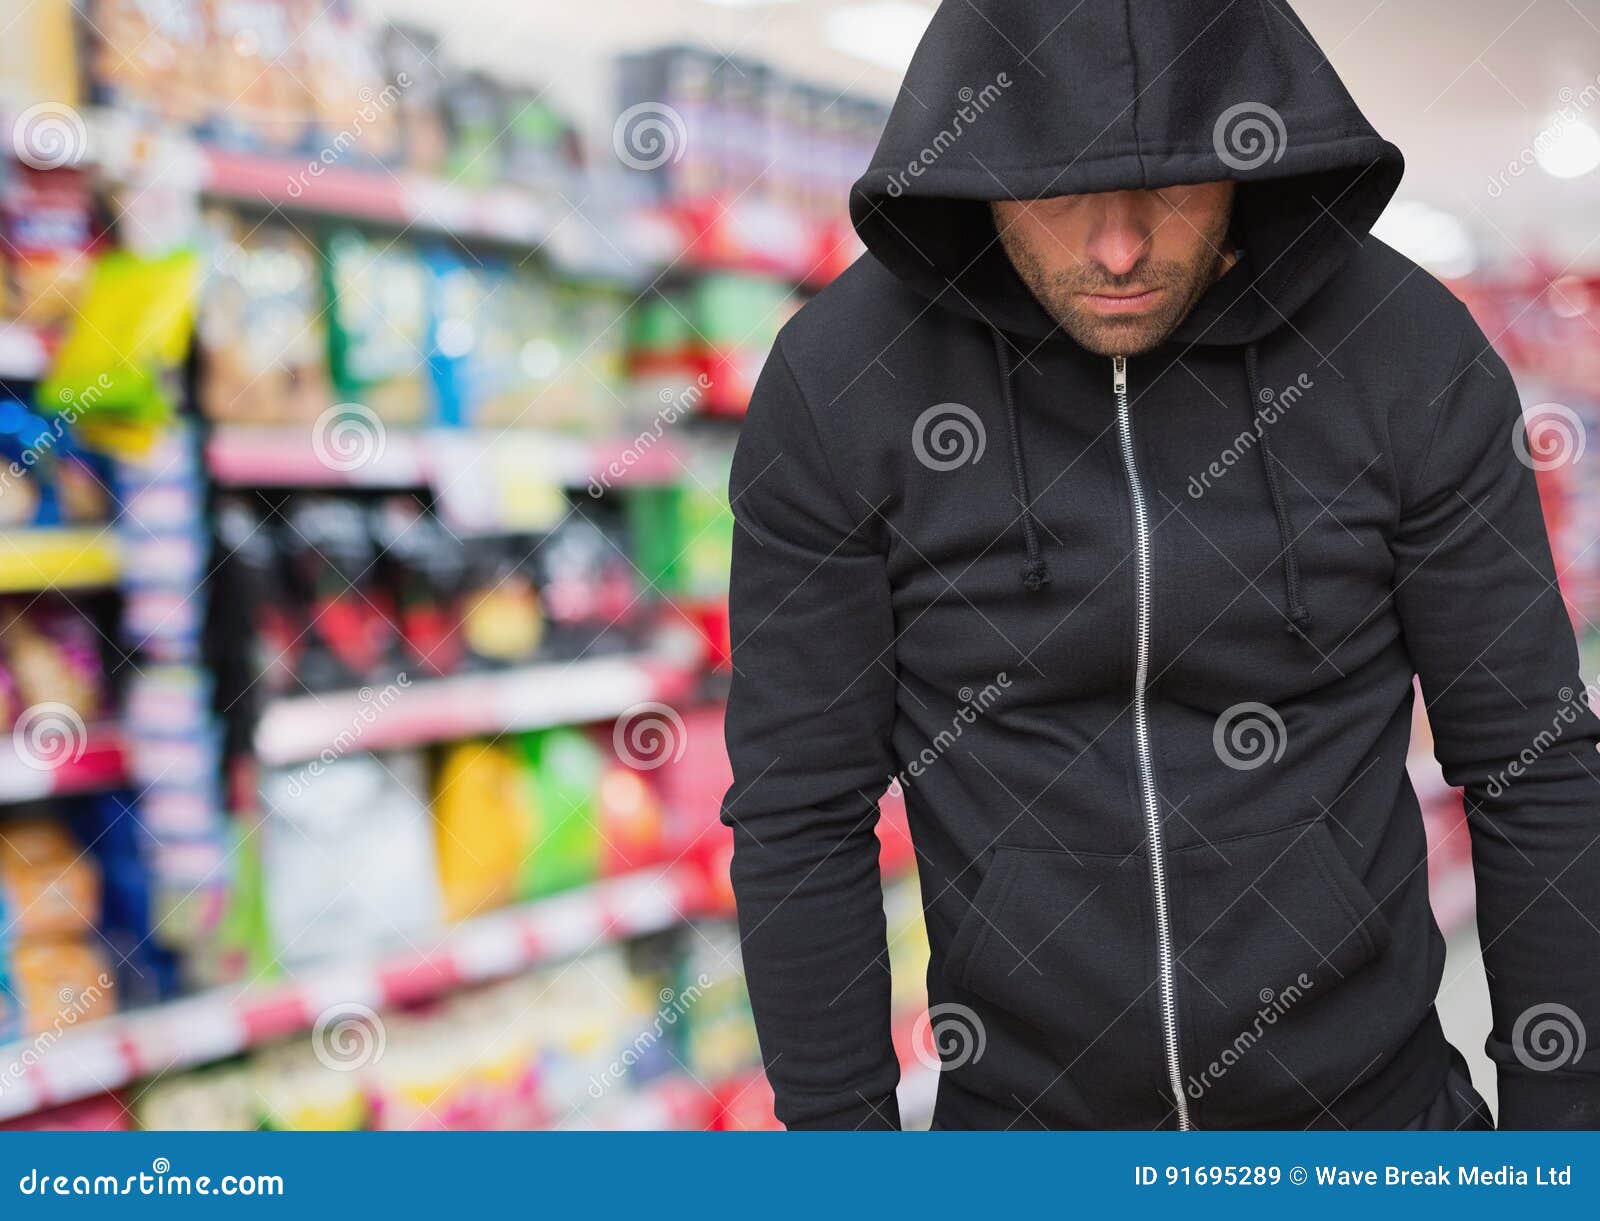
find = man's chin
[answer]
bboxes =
[1056,311,1176,358]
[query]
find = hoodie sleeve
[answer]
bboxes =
[1392,310,1600,1129]
[720,341,903,1130]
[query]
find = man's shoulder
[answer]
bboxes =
[1311,234,1481,364]
[773,254,941,405]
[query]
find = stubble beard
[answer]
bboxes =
[994,214,1234,358]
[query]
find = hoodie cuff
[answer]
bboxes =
[784,1091,903,1131]
[1496,1064,1600,1129]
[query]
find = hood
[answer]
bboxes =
[849,0,1405,346]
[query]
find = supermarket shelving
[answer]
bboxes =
[0,723,127,803]
[0,860,708,1122]
[0,527,120,593]
[205,425,687,492]
[253,645,703,766]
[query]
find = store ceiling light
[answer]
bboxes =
[1535,114,1600,180]
[1371,201,1478,281]
[825,2,935,72]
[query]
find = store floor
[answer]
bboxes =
[1438,923,1496,1118]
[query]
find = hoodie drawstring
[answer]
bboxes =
[989,332,1311,636]
[1244,343,1313,637]
[992,329,1052,593]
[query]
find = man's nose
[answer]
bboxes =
[1084,192,1153,277]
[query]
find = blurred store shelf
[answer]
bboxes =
[0,528,120,593]
[0,322,53,380]
[0,724,126,803]
[253,647,701,765]
[0,861,706,1122]
[206,426,686,491]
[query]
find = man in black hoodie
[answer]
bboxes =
[722,0,1600,1130]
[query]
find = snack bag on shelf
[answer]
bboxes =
[189,815,274,990]
[429,258,580,432]
[40,248,201,452]
[0,166,95,330]
[208,0,311,153]
[459,540,544,668]
[323,229,433,426]
[594,750,667,876]
[198,210,330,425]
[530,284,630,434]
[534,504,640,659]
[251,1040,368,1131]
[280,495,398,691]
[442,71,507,189]
[136,1067,259,1131]
[260,751,442,966]
[0,0,80,112]
[302,2,402,166]
[515,727,604,899]
[72,792,183,1009]
[432,740,534,922]
[212,495,303,702]
[0,395,111,529]
[0,598,105,729]
[379,24,449,176]
[83,0,211,129]
[0,817,102,940]
[501,87,580,188]
[7,937,117,1035]
[369,496,466,679]
[675,921,760,1085]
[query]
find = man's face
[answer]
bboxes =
[991,183,1237,356]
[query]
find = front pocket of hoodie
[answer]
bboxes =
[941,845,1170,1113]
[1174,819,1400,1127]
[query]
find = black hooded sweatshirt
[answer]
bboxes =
[721,0,1600,1130]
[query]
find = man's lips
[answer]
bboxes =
[1080,287,1166,316]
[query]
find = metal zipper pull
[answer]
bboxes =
[1113,354,1128,395]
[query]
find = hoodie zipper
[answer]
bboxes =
[1112,355,1191,1131]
